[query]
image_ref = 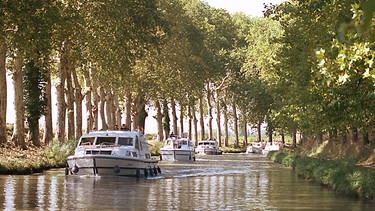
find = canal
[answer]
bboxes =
[0,153,373,210]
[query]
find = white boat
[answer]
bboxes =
[262,141,283,155]
[195,140,222,155]
[66,130,160,178]
[246,142,265,154]
[160,135,195,161]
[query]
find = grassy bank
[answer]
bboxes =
[268,150,375,202]
[0,140,77,174]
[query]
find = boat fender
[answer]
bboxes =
[159,154,162,161]
[144,169,148,178]
[113,165,120,174]
[149,167,154,177]
[153,167,158,175]
[72,165,79,174]
[157,166,161,174]
[189,155,191,161]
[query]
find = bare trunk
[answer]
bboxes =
[257,120,261,142]
[243,122,248,147]
[187,102,192,140]
[66,63,75,139]
[11,54,26,148]
[43,71,53,144]
[192,103,198,145]
[292,131,297,148]
[105,90,113,129]
[223,104,229,147]
[155,100,163,142]
[206,83,213,139]
[199,96,205,140]
[56,47,67,141]
[125,92,132,128]
[171,98,178,135]
[179,104,184,135]
[72,67,83,138]
[83,68,93,133]
[99,86,107,130]
[215,90,221,147]
[0,38,6,144]
[232,102,239,147]
[114,94,121,128]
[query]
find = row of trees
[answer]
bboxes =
[0,0,374,150]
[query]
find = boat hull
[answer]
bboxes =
[67,155,159,177]
[160,149,195,161]
[195,148,222,155]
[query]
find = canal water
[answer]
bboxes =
[0,153,373,210]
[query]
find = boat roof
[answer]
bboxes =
[82,130,143,138]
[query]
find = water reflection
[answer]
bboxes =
[0,154,373,210]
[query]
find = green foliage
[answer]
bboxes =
[23,60,47,142]
[43,140,78,168]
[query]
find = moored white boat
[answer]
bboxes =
[262,141,283,155]
[66,130,160,178]
[246,142,265,154]
[195,140,222,155]
[160,135,195,161]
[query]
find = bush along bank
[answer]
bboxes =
[268,150,375,202]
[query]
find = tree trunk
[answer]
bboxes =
[92,86,100,131]
[155,100,163,142]
[199,96,205,140]
[351,127,358,142]
[171,97,178,135]
[114,94,121,128]
[125,92,132,129]
[66,63,75,140]
[257,120,261,142]
[72,67,83,138]
[105,90,113,130]
[30,122,40,147]
[206,83,213,139]
[162,99,170,139]
[0,38,6,144]
[179,104,184,135]
[223,103,229,147]
[232,102,239,147]
[99,86,107,130]
[215,90,222,147]
[187,102,192,140]
[11,54,26,148]
[43,71,53,144]
[292,131,297,148]
[56,47,67,142]
[243,121,248,147]
[192,102,198,145]
[83,68,93,133]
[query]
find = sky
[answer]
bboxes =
[204,0,283,17]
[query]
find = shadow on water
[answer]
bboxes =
[0,153,373,210]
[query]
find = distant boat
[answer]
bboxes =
[246,142,265,154]
[195,140,222,155]
[160,134,195,161]
[66,130,160,178]
[262,141,283,155]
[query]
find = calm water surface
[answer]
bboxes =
[0,153,373,210]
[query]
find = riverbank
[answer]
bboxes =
[0,140,77,174]
[268,138,375,203]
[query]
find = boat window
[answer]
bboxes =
[145,154,151,159]
[180,140,187,145]
[132,152,137,157]
[118,137,133,146]
[95,137,116,145]
[80,137,95,145]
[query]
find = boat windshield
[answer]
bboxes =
[79,137,95,145]
[118,137,133,146]
[95,137,116,145]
